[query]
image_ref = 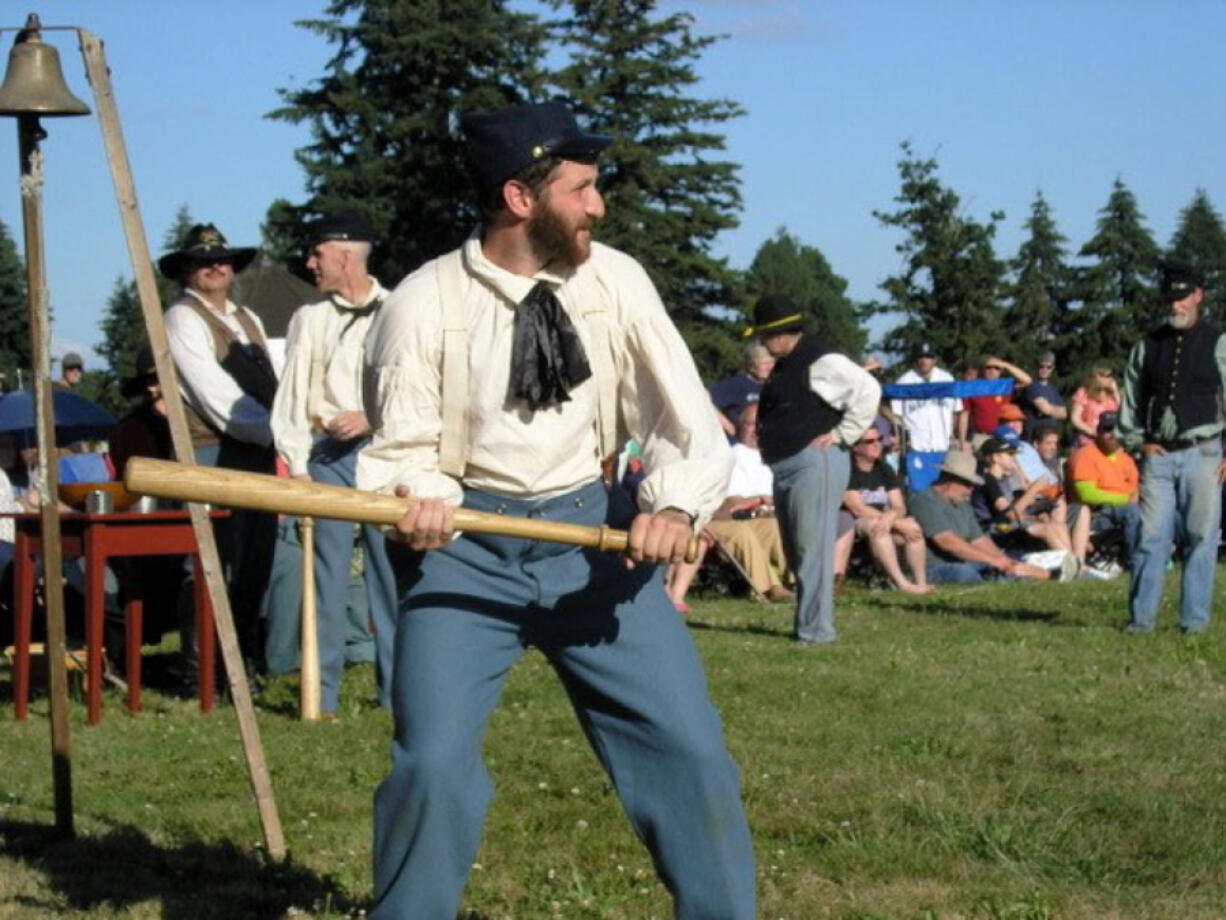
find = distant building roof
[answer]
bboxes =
[234,255,318,339]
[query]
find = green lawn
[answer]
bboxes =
[3,569,1226,919]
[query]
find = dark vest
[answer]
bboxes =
[177,297,279,446]
[1139,320,1222,436]
[757,335,843,464]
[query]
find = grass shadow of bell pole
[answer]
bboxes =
[0,819,357,919]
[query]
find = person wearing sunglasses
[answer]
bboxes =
[1017,350,1068,437]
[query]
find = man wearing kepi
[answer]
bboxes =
[271,210,396,714]
[357,102,755,918]
[749,294,880,645]
[1120,260,1226,634]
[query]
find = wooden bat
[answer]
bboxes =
[124,458,701,563]
[298,516,320,722]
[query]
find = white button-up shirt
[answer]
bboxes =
[271,279,389,475]
[165,289,275,447]
[357,233,731,525]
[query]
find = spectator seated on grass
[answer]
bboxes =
[976,436,1079,563]
[910,450,1074,584]
[666,403,793,610]
[1067,410,1140,569]
[834,428,932,595]
[1030,421,1092,566]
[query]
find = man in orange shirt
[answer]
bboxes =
[1068,411,1141,562]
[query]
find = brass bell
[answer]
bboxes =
[0,14,89,117]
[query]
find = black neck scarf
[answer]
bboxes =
[508,281,592,411]
[334,295,382,337]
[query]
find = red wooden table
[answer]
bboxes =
[7,509,227,724]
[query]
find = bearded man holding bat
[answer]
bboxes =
[355,102,756,919]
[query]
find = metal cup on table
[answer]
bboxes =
[85,489,113,514]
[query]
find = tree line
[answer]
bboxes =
[0,0,1222,409]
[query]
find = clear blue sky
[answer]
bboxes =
[0,0,1223,366]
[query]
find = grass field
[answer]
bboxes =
[3,568,1226,919]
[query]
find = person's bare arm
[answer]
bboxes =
[930,529,1013,572]
[986,356,1032,388]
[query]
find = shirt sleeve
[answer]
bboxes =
[270,306,316,476]
[807,353,882,446]
[611,258,731,528]
[356,268,464,505]
[1118,342,1146,449]
[165,303,273,448]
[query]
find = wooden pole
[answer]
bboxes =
[299,517,320,721]
[77,29,285,860]
[16,112,73,838]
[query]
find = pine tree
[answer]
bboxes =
[0,218,30,387]
[870,142,1006,371]
[94,276,146,413]
[1003,191,1073,373]
[747,228,865,357]
[268,0,550,283]
[1076,178,1160,370]
[550,0,744,321]
[1168,188,1226,316]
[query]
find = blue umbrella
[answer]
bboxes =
[0,387,116,446]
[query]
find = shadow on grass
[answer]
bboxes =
[868,594,1059,623]
[0,819,358,919]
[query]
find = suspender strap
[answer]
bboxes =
[579,299,617,460]
[434,248,619,477]
[436,250,470,477]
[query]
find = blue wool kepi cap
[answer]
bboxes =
[307,209,375,246]
[460,101,611,192]
[992,425,1022,448]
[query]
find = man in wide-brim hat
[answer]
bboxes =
[908,448,1061,583]
[162,222,278,672]
[157,223,257,282]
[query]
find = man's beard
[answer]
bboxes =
[527,199,592,269]
[1169,312,1194,330]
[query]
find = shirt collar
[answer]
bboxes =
[463,228,575,306]
[329,277,385,311]
[185,288,238,316]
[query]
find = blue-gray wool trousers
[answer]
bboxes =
[370,479,756,919]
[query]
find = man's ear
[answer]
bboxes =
[502,179,537,219]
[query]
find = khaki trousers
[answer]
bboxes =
[707,517,790,593]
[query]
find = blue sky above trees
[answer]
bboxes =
[0,0,1222,362]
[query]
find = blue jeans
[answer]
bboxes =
[927,560,989,584]
[308,437,397,711]
[370,480,755,920]
[1129,440,1222,633]
[770,444,850,644]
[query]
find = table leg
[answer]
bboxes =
[14,531,33,721]
[124,560,142,714]
[194,561,214,714]
[85,525,106,726]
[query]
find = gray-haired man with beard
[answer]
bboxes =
[356,102,754,919]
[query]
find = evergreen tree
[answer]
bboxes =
[94,208,195,412]
[269,0,550,282]
[95,276,145,413]
[1003,191,1073,373]
[747,228,865,357]
[1076,178,1160,370]
[1169,188,1226,315]
[0,218,29,387]
[550,0,744,321]
[870,142,1006,372]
